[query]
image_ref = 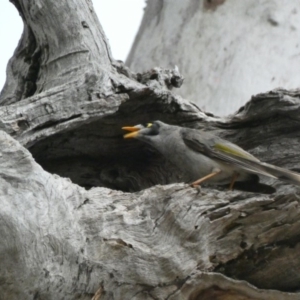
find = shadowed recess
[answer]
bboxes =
[28,89,300,193]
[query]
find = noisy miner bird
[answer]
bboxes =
[122,120,300,189]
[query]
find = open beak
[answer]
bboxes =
[122,125,142,139]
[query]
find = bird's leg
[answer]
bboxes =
[229,172,239,190]
[195,185,202,195]
[191,169,221,188]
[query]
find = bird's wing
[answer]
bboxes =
[181,129,277,178]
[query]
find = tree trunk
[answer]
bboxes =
[126,0,300,116]
[1,0,300,299]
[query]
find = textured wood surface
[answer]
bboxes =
[1,0,300,299]
[1,129,300,299]
[126,0,300,116]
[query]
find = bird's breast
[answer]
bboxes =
[153,132,249,184]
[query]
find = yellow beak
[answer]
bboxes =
[122,126,141,139]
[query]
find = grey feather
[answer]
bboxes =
[123,120,300,188]
[181,128,300,186]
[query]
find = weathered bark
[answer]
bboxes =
[127,0,300,116]
[0,0,113,106]
[1,0,300,299]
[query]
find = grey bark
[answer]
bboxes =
[127,0,300,116]
[1,0,300,299]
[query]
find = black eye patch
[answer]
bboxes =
[147,122,160,135]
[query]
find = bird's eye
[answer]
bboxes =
[146,122,160,136]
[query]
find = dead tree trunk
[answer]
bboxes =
[1,0,300,299]
[127,0,300,116]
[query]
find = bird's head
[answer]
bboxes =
[122,121,165,143]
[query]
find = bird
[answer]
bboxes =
[122,120,300,190]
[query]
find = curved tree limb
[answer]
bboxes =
[1,0,300,299]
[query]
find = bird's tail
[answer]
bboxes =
[260,162,300,186]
